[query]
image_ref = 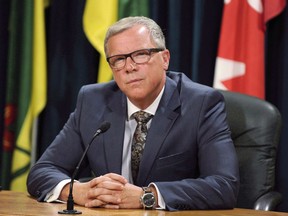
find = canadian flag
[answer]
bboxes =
[213,0,286,99]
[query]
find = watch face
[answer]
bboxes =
[143,193,155,207]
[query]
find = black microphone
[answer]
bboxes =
[58,121,111,214]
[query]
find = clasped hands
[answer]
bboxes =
[60,173,143,209]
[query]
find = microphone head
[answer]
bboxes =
[99,121,111,133]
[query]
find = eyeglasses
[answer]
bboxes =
[106,48,164,70]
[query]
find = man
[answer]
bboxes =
[27,16,239,211]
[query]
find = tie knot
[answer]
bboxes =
[133,111,153,124]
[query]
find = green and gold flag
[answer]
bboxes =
[2,0,47,191]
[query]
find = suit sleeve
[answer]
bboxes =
[154,90,239,211]
[26,86,89,201]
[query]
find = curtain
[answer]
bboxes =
[266,6,288,212]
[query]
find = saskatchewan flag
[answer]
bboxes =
[1,0,47,191]
[83,0,149,83]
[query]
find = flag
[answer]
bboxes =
[118,0,149,18]
[83,0,118,83]
[0,0,10,180]
[83,0,149,83]
[1,0,47,191]
[213,0,286,99]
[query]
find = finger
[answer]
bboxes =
[103,204,120,209]
[86,187,123,200]
[90,174,127,188]
[88,182,124,197]
[89,176,111,188]
[97,194,121,205]
[85,195,121,208]
[96,181,125,191]
[104,173,127,184]
[84,199,106,208]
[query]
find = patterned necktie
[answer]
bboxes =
[131,111,153,183]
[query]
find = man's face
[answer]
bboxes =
[106,25,170,109]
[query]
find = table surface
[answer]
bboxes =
[0,190,288,216]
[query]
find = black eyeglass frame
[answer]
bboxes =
[106,48,164,70]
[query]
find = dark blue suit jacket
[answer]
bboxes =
[27,71,239,211]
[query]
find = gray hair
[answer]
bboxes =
[104,16,166,56]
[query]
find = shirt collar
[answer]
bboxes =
[127,86,165,120]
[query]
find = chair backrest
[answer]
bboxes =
[219,90,282,209]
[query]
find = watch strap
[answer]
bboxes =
[142,186,152,193]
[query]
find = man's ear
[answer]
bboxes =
[162,49,170,70]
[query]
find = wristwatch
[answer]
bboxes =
[140,187,156,210]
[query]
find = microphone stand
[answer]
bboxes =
[58,146,89,214]
[58,121,110,214]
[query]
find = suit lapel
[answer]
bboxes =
[103,91,127,174]
[137,77,181,185]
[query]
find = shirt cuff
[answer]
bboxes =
[149,183,166,210]
[44,179,71,203]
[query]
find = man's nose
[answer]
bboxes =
[126,57,137,71]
